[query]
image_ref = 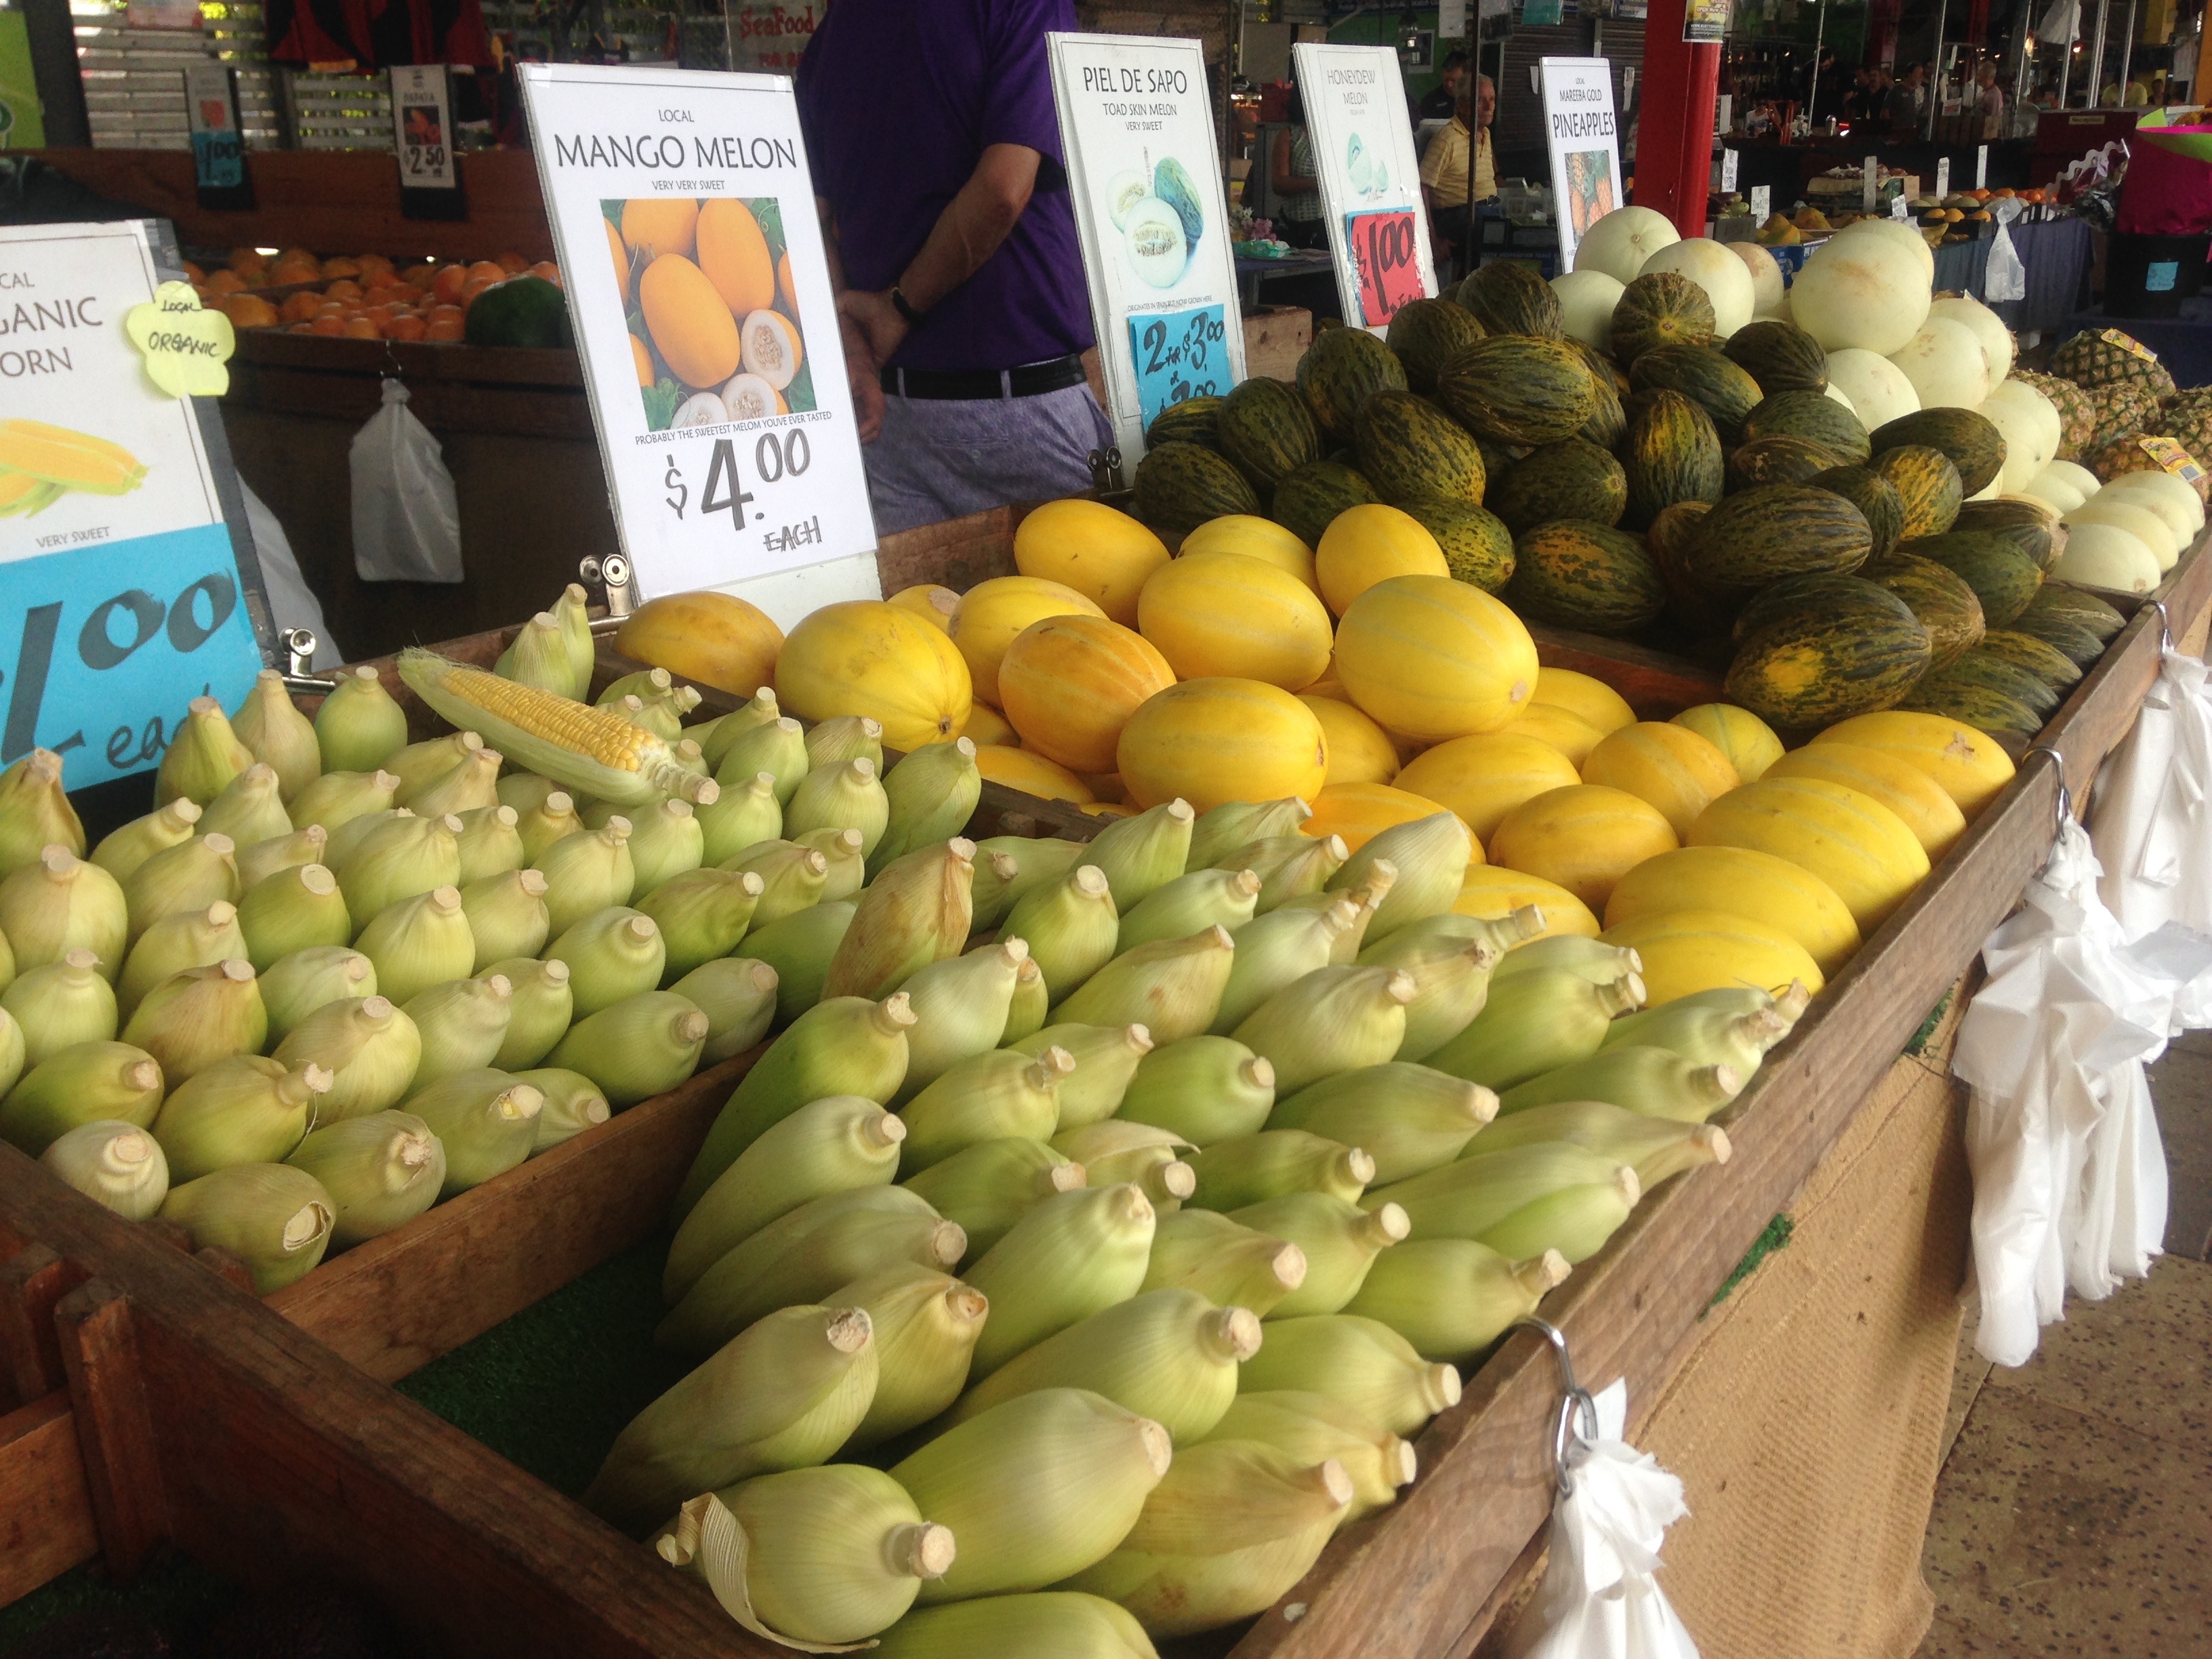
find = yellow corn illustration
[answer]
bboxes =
[0,422,148,497]
[0,471,61,518]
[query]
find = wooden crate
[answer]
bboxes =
[3,518,2207,1656]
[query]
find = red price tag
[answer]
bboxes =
[1345,209,1424,327]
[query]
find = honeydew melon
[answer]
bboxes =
[1729,241,1787,319]
[1551,268,1627,352]
[2099,468,2204,533]
[1835,215,1937,282]
[1980,382,2060,493]
[1887,317,1992,410]
[1929,294,2015,382]
[1639,239,1757,336]
[1824,348,1920,429]
[2066,498,2180,571]
[1574,207,1680,284]
[1789,233,1932,355]
[2051,521,2160,592]
[2024,464,2088,512]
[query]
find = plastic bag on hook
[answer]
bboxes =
[2091,626,2212,946]
[350,377,462,583]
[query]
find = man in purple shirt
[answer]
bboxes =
[797,0,1111,536]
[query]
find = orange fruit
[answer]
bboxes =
[424,316,464,341]
[465,260,506,286]
[226,247,267,273]
[325,278,363,302]
[287,322,315,334]
[343,316,381,340]
[404,264,439,291]
[461,277,497,306]
[205,268,247,295]
[387,313,428,342]
[696,200,775,314]
[531,260,561,285]
[432,264,468,304]
[358,253,394,276]
[182,260,205,283]
[308,314,347,337]
[223,293,279,329]
[428,303,464,325]
[621,198,699,263]
[279,291,324,323]
[321,255,361,278]
[497,252,528,273]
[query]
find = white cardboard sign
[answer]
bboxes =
[1539,58,1622,273]
[1048,33,1246,462]
[518,64,877,620]
[1293,42,1437,333]
[391,65,459,190]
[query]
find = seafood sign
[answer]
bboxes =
[1292,42,1437,331]
[1540,58,1622,272]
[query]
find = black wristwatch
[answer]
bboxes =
[890,286,926,325]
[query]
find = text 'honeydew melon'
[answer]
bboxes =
[1573,206,1680,283]
[1551,269,1627,351]
[1887,316,1992,411]
[1729,241,1787,319]
[1824,348,1921,429]
[1788,232,1932,355]
[1639,238,1757,336]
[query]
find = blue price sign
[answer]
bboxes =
[1126,304,1229,431]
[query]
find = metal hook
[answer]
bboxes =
[579,554,637,623]
[2152,599,2173,654]
[1517,1317,1599,1496]
[2022,743,2072,836]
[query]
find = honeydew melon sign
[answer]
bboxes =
[518,64,878,624]
[1048,33,1246,462]
[1294,43,1437,333]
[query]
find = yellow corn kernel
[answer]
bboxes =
[0,421,146,495]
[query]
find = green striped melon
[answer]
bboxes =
[1864,552,1986,667]
[1725,434,1851,493]
[1488,439,1628,533]
[1629,344,1763,445]
[1353,390,1487,506]
[1810,464,1907,560]
[1217,377,1322,492]
[1611,271,1717,365]
[1505,520,1666,636]
[1726,584,1931,728]
[1870,445,1964,539]
[1721,319,1829,396]
[1404,499,1517,592]
[1435,335,1600,447]
[1905,531,2043,626]
[1134,441,1261,535]
[1295,326,1410,443]
[1385,297,1487,392]
[1271,459,1378,550]
[1683,483,1875,592]
[1621,389,1724,532]
[1740,390,1870,462]
[1457,260,1565,337]
[1870,407,2007,494]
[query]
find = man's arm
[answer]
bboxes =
[816,195,884,443]
[839,142,1041,367]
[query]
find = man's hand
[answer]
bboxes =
[839,288,910,371]
[839,311,884,443]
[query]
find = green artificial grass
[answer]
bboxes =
[1904,989,1954,1057]
[0,1547,234,1653]
[1706,1212,1795,1313]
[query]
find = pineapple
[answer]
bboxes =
[2049,328,2177,400]
[2090,383,2166,451]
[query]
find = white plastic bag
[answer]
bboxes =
[2091,645,2212,941]
[350,377,462,583]
[1984,224,2028,303]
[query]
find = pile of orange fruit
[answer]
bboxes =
[184,247,562,341]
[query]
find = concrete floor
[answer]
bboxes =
[1915,1031,2212,1658]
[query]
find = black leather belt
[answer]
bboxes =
[882,355,1088,401]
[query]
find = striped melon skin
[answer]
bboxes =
[1687,775,1931,931]
[1147,395,1224,451]
[1572,343,1629,450]
[1395,731,1582,840]
[1731,572,1914,648]
[1505,521,1666,637]
[1917,649,2061,722]
[1864,554,1986,668]
[1809,710,2015,816]
[1401,499,1516,593]
[1386,297,1487,392]
[1684,484,1875,592]
[1218,377,1323,493]
[1457,260,1565,338]
[1810,465,1906,560]
[1434,337,1599,447]
[1488,783,1681,911]
[1488,440,1627,533]
[1725,435,1851,493]
[1722,319,1830,397]
[1603,845,1860,975]
[1643,501,1727,636]
[1454,863,1601,940]
[1870,407,2007,495]
[2007,607,2109,668]
[1597,905,1827,1004]
[1870,445,1964,540]
[1620,390,1723,533]
[1134,441,1261,535]
[1763,743,1967,860]
[1903,533,2043,628]
[1949,499,2062,573]
[1271,460,1378,551]
[1725,588,1931,731]
[1740,390,1870,462]
[1353,390,1488,507]
[1579,720,1742,839]
[1669,703,1784,781]
[1296,327,1410,443]
[1610,272,1717,366]
[2024,583,2125,640]
[1895,677,2041,737]
[1629,344,1763,445]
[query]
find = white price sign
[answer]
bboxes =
[518,64,876,617]
[1749,184,1770,224]
[1539,58,1622,272]
[1294,42,1436,333]
[391,65,457,190]
[1975,145,1988,188]
[1936,157,1951,198]
[1048,33,1246,462]
[1862,155,1878,213]
[1720,148,1739,191]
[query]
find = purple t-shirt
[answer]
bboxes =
[796,0,1095,373]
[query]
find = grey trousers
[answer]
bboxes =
[865,381,1114,537]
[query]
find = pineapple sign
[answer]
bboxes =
[0,219,270,792]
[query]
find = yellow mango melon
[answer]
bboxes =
[947,576,1105,707]
[774,600,972,751]
[1334,575,1538,743]
[1303,782,1475,856]
[1671,703,1785,782]
[1136,552,1332,690]
[1488,783,1680,911]
[696,199,776,316]
[1299,694,1399,787]
[1763,743,1967,859]
[1579,721,1741,839]
[1117,678,1329,813]
[1530,668,1637,735]
[1014,499,1170,625]
[621,198,697,262]
[640,253,741,389]
[1603,846,1861,975]
[613,590,783,697]
[1179,515,1320,593]
[1808,711,2015,817]
[1687,776,1931,931]
[974,744,1092,804]
[606,216,634,303]
[1315,504,1450,615]
[1507,702,1607,768]
[888,584,960,633]
[1395,732,1582,840]
[998,614,1176,774]
[1453,864,1601,940]
[1598,907,1826,1006]
[960,701,1018,747]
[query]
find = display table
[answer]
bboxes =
[2060,298,2212,389]
[1929,218,2095,334]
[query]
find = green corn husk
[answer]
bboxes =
[230,670,321,803]
[901,1135,1085,1261]
[699,688,781,769]
[236,825,331,893]
[0,1039,163,1154]
[894,940,1030,1101]
[404,1068,544,1195]
[1063,1439,1351,1639]
[1496,1044,1743,1123]
[652,1467,954,1648]
[1050,924,1237,1044]
[799,826,869,903]
[806,714,884,771]
[545,907,666,1017]
[198,764,293,848]
[962,1183,1156,1378]
[519,1067,610,1153]
[1229,1193,1408,1317]
[1009,1021,1153,1130]
[698,771,785,867]
[539,819,636,935]
[947,1287,1261,1445]
[151,1052,329,1182]
[155,695,255,807]
[1362,1141,1641,1263]
[496,609,586,697]
[586,1303,879,1536]
[1233,1313,1461,1435]
[408,747,504,821]
[1269,1063,1496,1183]
[1468,1099,1734,1187]
[596,659,672,710]
[0,932,15,1001]
[1202,1391,1417,1524]
[1603,981,1810,1046]
[716,716,811,804]
[968,836,1085,932]
[552,581,597,690]
[1232,964,1415,1096]
[119,834,235,949]
[312,666,409,775]
[157,1162,335,1292]
[638,867,762,980]
[1593,1004,1788,1076]
[285,1109,444,1244]
[1278,865,1397,965]
[355,885,476,1008]
[899,1044,1072,1173]
[1218,834,1348,914]
[1115,1036,1277,1146]
[724,840,830,927]
[676,992,914,1216]
[872,739,982,878]
[3,846,129,977]
[121,958,265,1084]
[0,750,85,878]
[1369,935,1502,1062]
[1185,1129,1374,1212]
[1210,899,1357,1036]
[323,807,410,878]
[1187,797,1312,870]
[236,863,351,971]
[41,1118,169,1218]
[671,957,780,1063]
[1051,1122,1193,1201]
[1325,813,1471,942]
[495,771,561,818]
[893,1387,1172,1604]
[337,812,463,925]
[1425,967,1643,1092]
[91,798,202,884]
[402,975,516,1086]
[664,1095,909,1300]
[272,994,422,1120]
[1002,956,1048,1044]
[288,769,401,839]
[625,798,705,897]
[5,948,118,1063]
[869,1593,1159,1659]
[785,757,891,858]
[1083,800,1197,909]
[1366,909,1546,964]
[454,804,526,886]
[1341,1240,1572,1363]
[459,869,550,968]
[834,1261,991,1447]
[1116,867,1261,954]
[1490,933,1644,986]
[1143,1206,1311,1319]
[658,1185,963,1355]
[821,838,977,1002]
[487,958,574,1070]
[259,945,376,1043]
[514,789,586,865]
[545,989,709,1105]
[735,900,851,1027]
[1002,864,1119,1002]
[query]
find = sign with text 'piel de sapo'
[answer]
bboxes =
[1048,33,1246,462]
[1294,42,1437,333]
[0,220,270,791]
[517,64,875,613]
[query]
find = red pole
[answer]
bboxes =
[1633,0,1723,238]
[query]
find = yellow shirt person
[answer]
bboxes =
[1419,115,1497,208]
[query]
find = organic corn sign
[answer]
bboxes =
[1293,42,1437,332]
[1047,33,1247,462]
[517,64,877,623]
[0,220,271,792]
